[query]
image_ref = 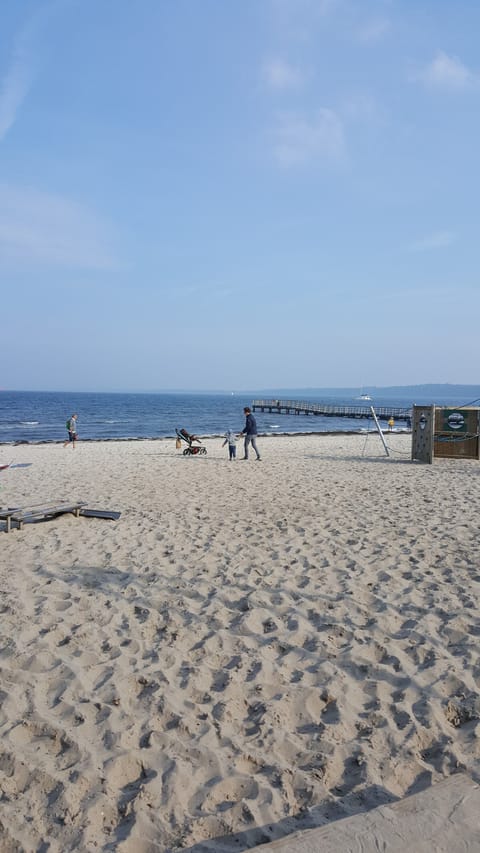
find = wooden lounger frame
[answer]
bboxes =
[0,502,87,533]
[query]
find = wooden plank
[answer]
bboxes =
[0,508,21,534]
[79,509,121,520]
[10,503,87,520]
[1,500,85,514]
[2,503,120,531]
[2,502,87,532]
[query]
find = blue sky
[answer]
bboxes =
[1,0,479,391]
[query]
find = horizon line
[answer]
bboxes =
[3,382,480,395]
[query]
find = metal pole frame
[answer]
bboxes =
[370,406,390,457]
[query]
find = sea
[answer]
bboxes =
[0,389,477,445]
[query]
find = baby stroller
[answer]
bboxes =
[176,428,207,456]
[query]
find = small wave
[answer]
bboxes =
[269,424,280,429]
[20,421,39,426]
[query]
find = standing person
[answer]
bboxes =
[63,413,78,448]
[222,429,237,461]
[241,407,261,461]
[388,417,394,432]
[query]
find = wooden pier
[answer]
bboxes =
[252,399,412,422]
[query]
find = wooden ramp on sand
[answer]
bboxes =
[0,502,120,532]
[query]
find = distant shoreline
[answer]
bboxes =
[4,384,480,396]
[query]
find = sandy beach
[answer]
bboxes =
[1,432,479,852]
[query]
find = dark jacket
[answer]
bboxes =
[242,413,257,436]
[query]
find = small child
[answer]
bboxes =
[222,429,237,460]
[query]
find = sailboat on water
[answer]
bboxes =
[355,388,372,401]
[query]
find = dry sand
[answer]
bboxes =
[0,432,479,852]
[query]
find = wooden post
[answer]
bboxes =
[411,405,435,463]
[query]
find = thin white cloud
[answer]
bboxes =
[272,108,346,167]
[357,17,391,44]
[0,27,34,141]
[0,1,63,142]
[409,231,456,252]
[0,185,119,270]
[262,59,306,91]
[417,51,478,91]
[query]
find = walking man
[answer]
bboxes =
[241,407,261,460]
[63,413,78,448]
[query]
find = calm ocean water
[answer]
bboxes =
[0,390,476,445]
